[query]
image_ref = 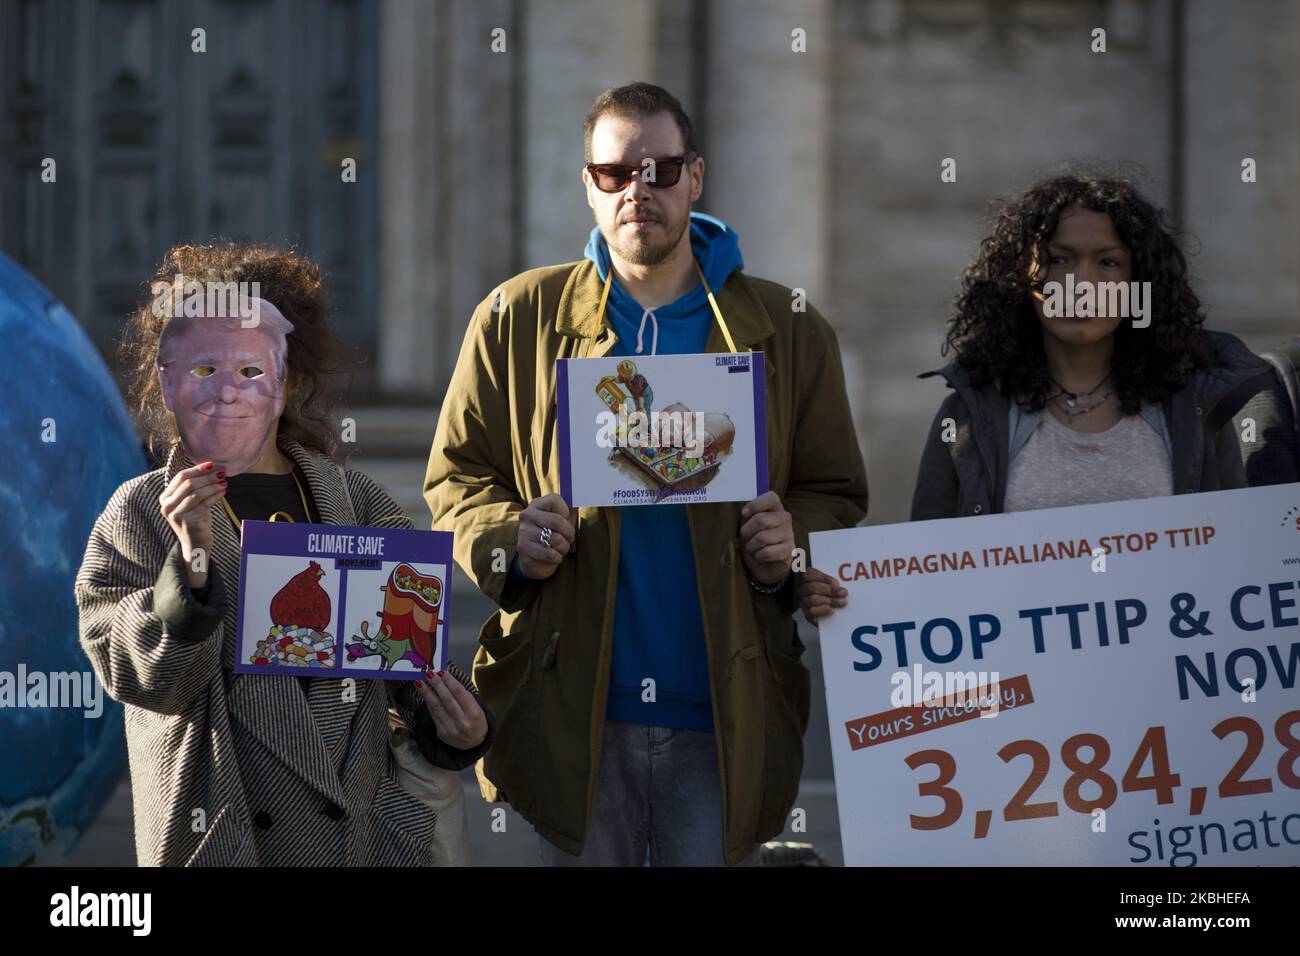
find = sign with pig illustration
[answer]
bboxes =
[233,520,454,680]
[557,352,768,507]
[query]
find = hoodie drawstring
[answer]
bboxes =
[635,308,659,355]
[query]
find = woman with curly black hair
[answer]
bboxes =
[800,171,1296,622]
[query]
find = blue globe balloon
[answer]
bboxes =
[0,251,144,865]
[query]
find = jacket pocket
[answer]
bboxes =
[766,625,811,731]
[475,610,534,707]
[391,738,473,866]
[474,610,538,813]
[183,802,256,867]
[367,764,438,864]
[754,595,811,732]
[756,621,811,840]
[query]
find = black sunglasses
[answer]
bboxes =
[586,154,695,193]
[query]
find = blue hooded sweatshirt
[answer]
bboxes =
[582,212,744,732]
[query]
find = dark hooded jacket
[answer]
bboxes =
[911,330,1298,521]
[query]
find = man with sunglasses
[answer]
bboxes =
[425,82,868,866]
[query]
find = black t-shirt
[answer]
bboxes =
[219,465,319,693]
[222,464,317,526]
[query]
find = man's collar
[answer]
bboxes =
[554,258,774,347]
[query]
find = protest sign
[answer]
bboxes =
[234,520,453,680]
[811,484,1300,866]
[556,352,766,507]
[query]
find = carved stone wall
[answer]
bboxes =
[3,0,1295,525]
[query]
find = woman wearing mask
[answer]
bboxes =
[801,171,1296,621]
[76,241,491,865]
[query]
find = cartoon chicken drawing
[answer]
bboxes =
[269,560,332,633]
[247,561,338,670]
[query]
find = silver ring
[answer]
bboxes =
[539,526,553,548]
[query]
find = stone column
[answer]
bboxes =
[704,0,832,306]
[520,0,653,270]
[378,0,441,396]
[1183,0,1300,348]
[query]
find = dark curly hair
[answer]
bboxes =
[944,170,1211,414]
[121,241,351,464]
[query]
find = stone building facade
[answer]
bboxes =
[4,0,1296,522]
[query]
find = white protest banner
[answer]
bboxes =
[811,483,1300,866]
[556,352,766,507]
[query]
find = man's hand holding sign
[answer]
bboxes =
[516,493,578,581]
[515,489,797,587]
[739,490,796,586]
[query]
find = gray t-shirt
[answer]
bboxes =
[1003,410,1174,513]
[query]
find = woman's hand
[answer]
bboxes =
[159,461,227,588]
[416,671,488,751]
[799,567,848,624]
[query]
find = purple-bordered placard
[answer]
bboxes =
[751,351,769,495]
[233,519,454,681]
[557,351,766,506]
[557,358,573,505]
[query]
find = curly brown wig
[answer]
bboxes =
[944,170,1212,414]
[122,241,350,464]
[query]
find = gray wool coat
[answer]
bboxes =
[75,438,491,866]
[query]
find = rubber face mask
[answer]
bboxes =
[157,301,292,476]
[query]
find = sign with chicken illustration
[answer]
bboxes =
[557,351,768,507]
[233,520,454,680]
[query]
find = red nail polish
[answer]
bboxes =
[204,463,214,470]
[217,472,226,479]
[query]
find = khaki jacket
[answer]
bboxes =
[425,259,868,864]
